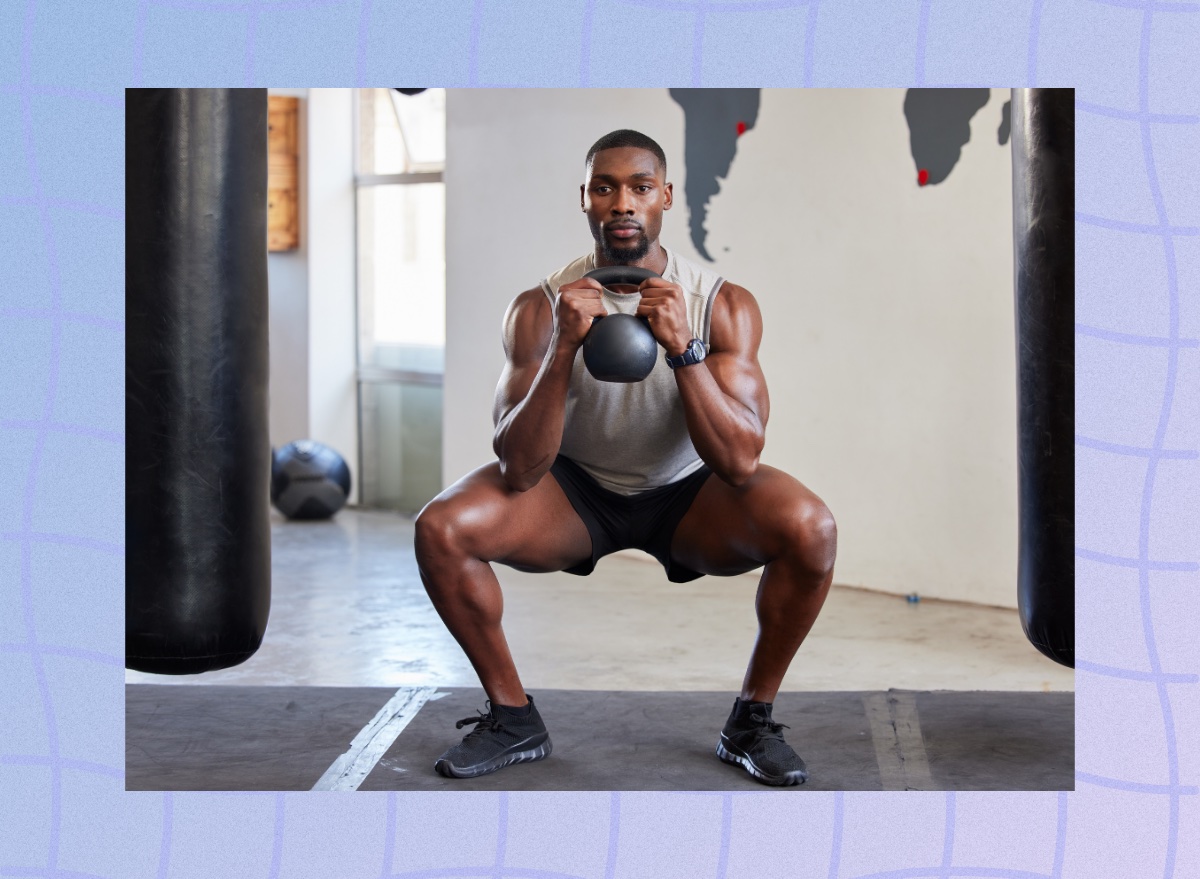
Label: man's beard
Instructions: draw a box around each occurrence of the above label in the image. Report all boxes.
[599,229,650,263]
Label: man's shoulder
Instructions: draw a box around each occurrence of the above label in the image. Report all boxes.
[501,286,554,360]
[708,280,762,351]
[505,286,553,323]
[542,252,594,293]
[712,280,760,317]
[716,279,755,301]
[663,246,726,297]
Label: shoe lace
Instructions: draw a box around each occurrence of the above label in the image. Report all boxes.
[749,712,789,740]
[455,709,505,738]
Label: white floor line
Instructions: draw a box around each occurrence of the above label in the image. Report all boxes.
[863,691,934,791]
[889,690,934,788]
[312,687,438,791]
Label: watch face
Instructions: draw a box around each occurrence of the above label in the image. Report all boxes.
[668,339,704,367]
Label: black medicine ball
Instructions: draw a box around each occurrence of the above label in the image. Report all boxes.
[271,440,352,520]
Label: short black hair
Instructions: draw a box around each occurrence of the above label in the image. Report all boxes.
[585,129,667,177]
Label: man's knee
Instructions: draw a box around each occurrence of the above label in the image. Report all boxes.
[776,496,837,576]
[414,498,471,569]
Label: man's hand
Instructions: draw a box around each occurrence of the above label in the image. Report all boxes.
[635,277,692,357]
[553,277,608,351]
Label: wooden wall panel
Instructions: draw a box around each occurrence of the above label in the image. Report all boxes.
[267,96,299,251]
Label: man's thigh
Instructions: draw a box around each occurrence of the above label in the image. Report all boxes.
[426,462,592,573]
[668,464,824,577]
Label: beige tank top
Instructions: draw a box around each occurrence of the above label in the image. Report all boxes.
[540,246,724,495]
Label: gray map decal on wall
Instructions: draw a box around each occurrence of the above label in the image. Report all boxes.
[903,88,992,187]
[668,88,761,261]
[666,89,1010,261]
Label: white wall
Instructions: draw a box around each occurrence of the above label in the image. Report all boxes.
[306,88,359,504]
[445,88,1017,607]
[267,88,310,450]
[266,87,359,504]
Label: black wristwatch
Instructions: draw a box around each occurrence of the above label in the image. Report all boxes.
[666,338,706,369]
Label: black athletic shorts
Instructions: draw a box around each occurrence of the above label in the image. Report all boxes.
[548,454,713,583]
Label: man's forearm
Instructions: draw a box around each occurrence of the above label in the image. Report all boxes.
[673,365,764,485]
[493,343,578,491]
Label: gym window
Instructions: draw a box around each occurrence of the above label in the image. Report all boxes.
[354,87,446,513]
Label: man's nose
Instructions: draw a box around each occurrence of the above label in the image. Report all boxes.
[611,187,634,214]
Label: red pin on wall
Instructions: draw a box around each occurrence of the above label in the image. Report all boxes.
[918,168,930,186]
[736,121,747,136]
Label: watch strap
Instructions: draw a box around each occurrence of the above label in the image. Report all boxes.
[666,338,705,369]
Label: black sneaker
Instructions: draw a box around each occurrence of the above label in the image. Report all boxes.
[716,698,808,786]
[434,695,552,779]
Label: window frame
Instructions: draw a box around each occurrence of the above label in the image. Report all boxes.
[352,87,447,509]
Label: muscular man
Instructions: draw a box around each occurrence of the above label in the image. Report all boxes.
[415,129,837,787]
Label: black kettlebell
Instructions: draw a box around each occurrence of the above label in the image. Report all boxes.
[581,266,660,383]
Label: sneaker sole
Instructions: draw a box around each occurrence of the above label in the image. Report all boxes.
[434,733,552,779]
[716,737,808,787]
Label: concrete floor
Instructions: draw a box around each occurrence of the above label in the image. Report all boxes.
[125,508,1075,694]
[127,686,1074,791]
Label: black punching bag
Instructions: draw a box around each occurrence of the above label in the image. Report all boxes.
[126,89,272,674]
[1011,88,1074,668]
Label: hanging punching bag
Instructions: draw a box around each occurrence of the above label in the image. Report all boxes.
[1011,88,1074,668]
[126,89,272,674]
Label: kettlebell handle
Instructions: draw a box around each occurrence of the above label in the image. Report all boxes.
[583,266,659,328]
[584,266,660,289]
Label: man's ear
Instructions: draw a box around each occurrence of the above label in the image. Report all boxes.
[663,181,673,210]
[580,183,586,212]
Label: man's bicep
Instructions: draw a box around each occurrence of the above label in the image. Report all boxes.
[492,289,553,427]
[705,350,769,427]
[707,284,770,425]
[492,359,541,427]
